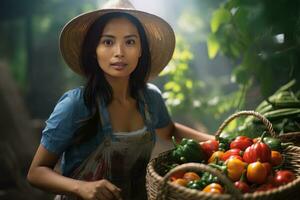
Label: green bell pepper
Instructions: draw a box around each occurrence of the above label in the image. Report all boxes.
[171,136,205,163]
[262,137,293,151]
[186,171,219,190]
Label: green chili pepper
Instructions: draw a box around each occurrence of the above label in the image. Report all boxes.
[187,180,204,190]
[201,172,219,185]
[262,137,282,151]
[187,171,219,190]
[208,163,227,174]
[171,136,205,163]
[218,142,229,152]
[262,137,293,151]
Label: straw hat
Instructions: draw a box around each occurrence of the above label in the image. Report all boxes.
[60,0,175,79]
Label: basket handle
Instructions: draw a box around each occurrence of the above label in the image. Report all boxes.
[215,110,276,138]
[157,163,242,200]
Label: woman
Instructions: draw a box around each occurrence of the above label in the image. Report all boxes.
[27,0,214,200]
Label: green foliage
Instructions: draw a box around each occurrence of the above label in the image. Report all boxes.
[208,0,300,97]
[160,35,250,129]
[160,35,204,116]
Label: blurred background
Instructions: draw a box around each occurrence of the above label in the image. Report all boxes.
[1,0,299,199]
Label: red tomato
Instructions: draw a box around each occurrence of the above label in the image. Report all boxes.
[230,136,253,151]
[170,170,185,181]
[200,139,219,158]
[182,172,200,182]
[171,178,188,186]
[262,162,272,175]
[227,155,243,161]
[234,181,251,193]
[273,170,295,186]
[243,142,271,163]
[221,149,242,161]
[270,151,283,166]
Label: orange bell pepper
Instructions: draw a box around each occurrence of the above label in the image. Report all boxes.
[202,183,224,194]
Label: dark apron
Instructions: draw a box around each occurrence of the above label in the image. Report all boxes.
[55,93,155,200]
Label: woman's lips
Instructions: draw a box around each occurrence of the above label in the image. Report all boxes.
[110,62,127,70]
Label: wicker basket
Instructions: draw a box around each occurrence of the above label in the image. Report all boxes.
[277,131,300,146]
[146,110,300,200]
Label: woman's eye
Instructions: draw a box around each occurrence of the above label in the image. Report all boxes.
[126,39,135,45]
[102,39,113,46]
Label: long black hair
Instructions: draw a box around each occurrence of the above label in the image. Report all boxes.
[72,12,151,144]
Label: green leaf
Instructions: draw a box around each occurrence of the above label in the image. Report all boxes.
[185,80,193,89]
[231,65,249,85]
[211,8,231,33]
[207,34,220,59]
[164,81,181,92]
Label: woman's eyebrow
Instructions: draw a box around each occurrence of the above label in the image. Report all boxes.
[124,34,138,38]
[101,34,138,38]
[101,34,115,38]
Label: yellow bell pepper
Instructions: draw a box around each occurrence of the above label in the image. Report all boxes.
[226,157,247,181]
[208,151,225,163]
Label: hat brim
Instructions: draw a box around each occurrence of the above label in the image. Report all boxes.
[60,8,175,79]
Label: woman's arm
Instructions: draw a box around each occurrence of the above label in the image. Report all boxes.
[27,145,122,200]
[156,122,214,142]
[27,145,81,195]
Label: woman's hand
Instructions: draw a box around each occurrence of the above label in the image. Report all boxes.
[77,179,122,200]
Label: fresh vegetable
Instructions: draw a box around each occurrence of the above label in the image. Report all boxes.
[221,149,243,161]
[234,172,251,193]
[227,155,243,161]
[226,157,247,181]
[270,151,283,166]
[208,151,225,163]
[171,136,205,163]
[260,137,293,151]
[210,157,247,182]
[201,171,219,185]
[202,183,224,194]
[216,133,232,151]
[170,170,185,181]
[186,171,219,190]
[244,80,300,135]
[183,172,201,182]
[260,137,283,151]
[243,132,271,163]
[230,136,253,151]
[200,139,219,159]
[172,178,188,186]
[187,179,204,190]
[262,162,272,175]
[273,170,295,186]
[247,161,267,184]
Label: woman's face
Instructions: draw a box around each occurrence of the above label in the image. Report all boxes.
[96,17,142,80]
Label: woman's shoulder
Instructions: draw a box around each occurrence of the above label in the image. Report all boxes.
[51,86,87,118]
[58,86,85,106]
[145,83,163,96]
[143,83,165,105]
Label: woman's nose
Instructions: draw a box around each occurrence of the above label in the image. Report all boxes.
[114,43,124,57]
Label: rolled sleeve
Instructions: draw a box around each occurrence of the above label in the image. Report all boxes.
[146,83,172,129]
[41,91,79,155]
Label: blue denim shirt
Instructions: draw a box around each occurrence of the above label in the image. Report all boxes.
[41,83,171,176]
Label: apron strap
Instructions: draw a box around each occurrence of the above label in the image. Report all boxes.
[96,96,114,139]
[138,90,156,142]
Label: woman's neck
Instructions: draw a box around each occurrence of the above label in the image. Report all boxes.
[105,76,131,103]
